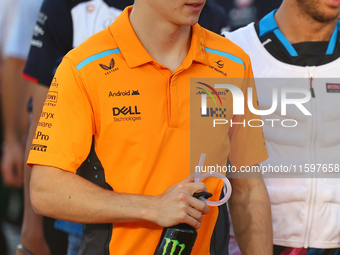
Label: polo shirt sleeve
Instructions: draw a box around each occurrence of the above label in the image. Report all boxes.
[27,57,94,173]
[228,56,268,169]
[23,0,73,86]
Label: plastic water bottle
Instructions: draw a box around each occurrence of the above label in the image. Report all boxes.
[154,191,212,255]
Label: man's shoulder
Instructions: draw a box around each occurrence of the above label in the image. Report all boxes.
[201,26,251,63]
[65,27,118,68]
[222,23,255,45]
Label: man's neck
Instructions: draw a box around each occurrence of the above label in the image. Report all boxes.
[275,1,338,44]
[129,6,191,73]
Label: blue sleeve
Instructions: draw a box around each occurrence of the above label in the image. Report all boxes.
[54,220,83,236]
[23,0,73,87]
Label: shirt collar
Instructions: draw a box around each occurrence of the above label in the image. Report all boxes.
[109,6,209,69]
[185,23,209,67]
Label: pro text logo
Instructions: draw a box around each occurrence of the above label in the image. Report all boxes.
[34,131,50,141]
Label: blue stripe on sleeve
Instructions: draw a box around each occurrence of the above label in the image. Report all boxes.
[205,48,245,70]
[76,48,121,70]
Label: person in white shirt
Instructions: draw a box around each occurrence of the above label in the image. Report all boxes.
[224,0,340,254]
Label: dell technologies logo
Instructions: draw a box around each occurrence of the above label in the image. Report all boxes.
[112,106,141,116]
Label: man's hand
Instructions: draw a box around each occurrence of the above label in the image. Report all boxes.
[16,237,50,255]
[150,177,209,229]
[1,140,24,187]
[18,234,51,255]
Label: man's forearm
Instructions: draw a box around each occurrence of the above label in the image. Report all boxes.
[228,177,273,255]
[20,83,51,255]
[31,165,156,224]
[30,165,208,228]
[0,57,32,187]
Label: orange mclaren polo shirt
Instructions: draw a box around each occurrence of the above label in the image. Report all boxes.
[28,6,268,255]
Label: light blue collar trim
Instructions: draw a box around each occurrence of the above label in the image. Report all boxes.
[259,10,278,37]
[326,20,340,55]
[259,10,340,57]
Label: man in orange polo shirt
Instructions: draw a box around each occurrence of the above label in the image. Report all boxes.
[28,1,272,254]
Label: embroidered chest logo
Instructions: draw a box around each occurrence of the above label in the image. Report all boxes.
[215,60,224,68]
[209,60,227,76]
[99,58,119,75]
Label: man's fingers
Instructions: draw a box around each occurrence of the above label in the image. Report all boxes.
[177,193,209,215]
[1,164,24,187]
[188,196,209,214]
[183,213,201,229]
[181,175,195,183]
[177,203,203,228]
[178,181,207,195]
[187,206,203,223]
[189,182,207,196]
[176,181,209,215]
[155,177,210,229]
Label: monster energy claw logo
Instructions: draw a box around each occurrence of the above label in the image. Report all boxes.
[162,238,186,255]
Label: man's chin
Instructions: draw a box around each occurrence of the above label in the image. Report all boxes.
[312,11,340,22]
